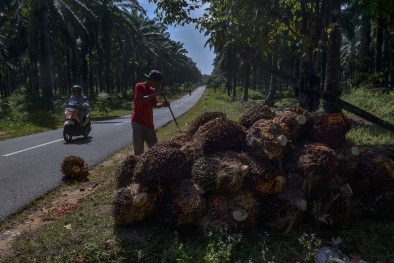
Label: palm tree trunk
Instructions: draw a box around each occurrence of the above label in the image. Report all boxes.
[374,15,385,85]
[232,46,237,97]
[358,8,371,73]
[226,44,232,96]
[242,62,251,101]
[37,0,53,104]
[0,67,3,98]
[67,52,72,93]
[391,39,394,90]
[322,0,341,113]
[383,33,390,88]
[295,59,300,96]
[88,36,95,96]
[102,9,112,94]
[264,52,278,106]
[252,66,257,91]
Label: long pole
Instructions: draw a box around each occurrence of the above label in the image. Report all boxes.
[163,93,182,133]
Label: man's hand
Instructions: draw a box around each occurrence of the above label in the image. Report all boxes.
[161,101,170,107]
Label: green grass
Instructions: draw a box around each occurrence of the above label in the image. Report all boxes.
[2,87,394,262]
[341,87,394,145]
[0,88,194,141]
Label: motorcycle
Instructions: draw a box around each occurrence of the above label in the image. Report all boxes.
[63,103,92,142]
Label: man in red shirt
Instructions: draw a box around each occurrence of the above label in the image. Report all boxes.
[132,70,170,155]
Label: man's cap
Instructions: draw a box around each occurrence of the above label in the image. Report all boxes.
[144,70,163,81]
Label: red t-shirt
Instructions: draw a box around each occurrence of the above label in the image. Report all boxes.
[132,82,158,129]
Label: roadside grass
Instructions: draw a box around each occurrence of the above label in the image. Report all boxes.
[2,88,394,262]
[341,88,394,145]
[0,89,194,141]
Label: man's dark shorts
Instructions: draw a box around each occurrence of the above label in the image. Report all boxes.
[132,121,157,155]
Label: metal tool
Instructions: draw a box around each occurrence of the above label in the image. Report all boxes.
[162,93,183,134]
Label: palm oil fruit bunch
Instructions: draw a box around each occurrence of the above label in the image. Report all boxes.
[335,142,361,179]
[259,174,307,233]
[157,135,192,149]
[307,183,361,228]
[243,157,286,197]
[190,151,249,194]
[116,155,139,188]
[245,119,288,159]
[238,104,276,129]
[155,179,206,228]
[186,111,227,136]
[274,110,307,142]
[112,183,158,226]
[283,107,310,117]
[354,150,394,192]
[201,190,259,233]
[60,155,89,180]
[296,143,338,188]
[191,117,246,154]
[309,113,352,149]
[133,145,188,188]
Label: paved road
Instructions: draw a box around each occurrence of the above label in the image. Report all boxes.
[0,86,205,222]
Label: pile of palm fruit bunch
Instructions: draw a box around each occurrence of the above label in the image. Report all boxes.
[112,106,394,234]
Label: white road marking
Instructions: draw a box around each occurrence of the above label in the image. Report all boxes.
[165,110,169,112]
[153,113,158,115]
[3,139,64,157]
[115,121,131,126]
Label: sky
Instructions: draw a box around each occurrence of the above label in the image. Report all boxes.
[138,0,215,75]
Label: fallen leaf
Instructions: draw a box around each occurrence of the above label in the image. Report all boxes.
[318,214,330,224]
[64,224,72,230]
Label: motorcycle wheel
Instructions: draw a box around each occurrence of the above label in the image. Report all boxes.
[63,126,73,142]
[83,122,91,138]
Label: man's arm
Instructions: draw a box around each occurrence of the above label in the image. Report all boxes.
[137,92,162,104]
[153,101,170,108]
[82,96,89,108]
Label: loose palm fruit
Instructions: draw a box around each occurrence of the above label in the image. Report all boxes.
[61,155,89,180]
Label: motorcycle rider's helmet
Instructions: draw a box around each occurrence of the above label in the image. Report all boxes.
[72,85,82,93]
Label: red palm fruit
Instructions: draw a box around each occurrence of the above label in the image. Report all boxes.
[238,104,276,129]
[186,111,227,136]
[201,190,259,233]
[112,183,158,226]
[190,151,250,194]
[115,155,139,188]
[245,119,288,159]
[60,155,89,180]
[155,179,206,228]
[309,113,352,149]
[296,143,338,189]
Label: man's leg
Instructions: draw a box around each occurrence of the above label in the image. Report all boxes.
[132,122,145,155]
[145,128,158,149]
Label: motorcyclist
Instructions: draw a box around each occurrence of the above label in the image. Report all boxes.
[69,85,89,128]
